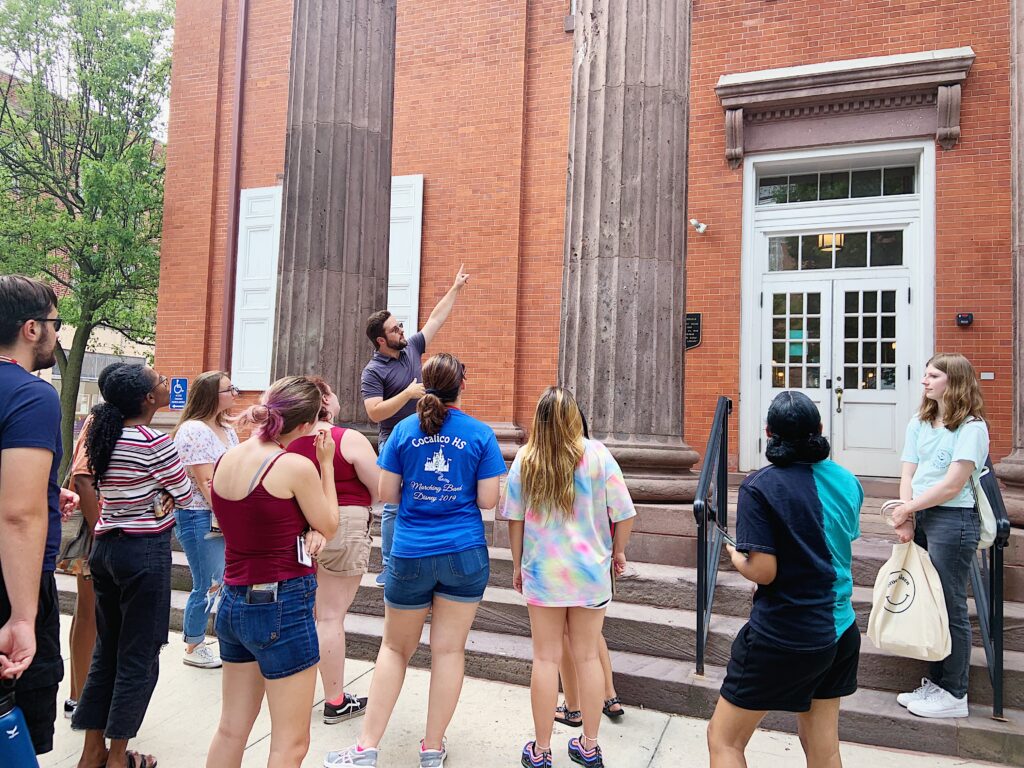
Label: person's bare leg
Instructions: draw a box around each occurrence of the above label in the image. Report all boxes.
[205,661,265,768]
[422,597,481,750]
[69,574,97,701]
[315,570,362,703]
[796,698,843,768]
[357,605,430,748]
[597,635,622,714]
[264,665,318,768]
[558,632,582,722]
[706,696,767,768]
[528,606,568,752]
[75,729,107,767]
[565,608,607,749]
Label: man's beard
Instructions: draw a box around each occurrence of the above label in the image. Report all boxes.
[32,331,57,371]
[386,337,408,351]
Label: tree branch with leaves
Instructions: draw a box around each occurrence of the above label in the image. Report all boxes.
[0,0,172,473]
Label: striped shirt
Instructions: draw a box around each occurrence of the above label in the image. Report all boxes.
[94,425,194,536]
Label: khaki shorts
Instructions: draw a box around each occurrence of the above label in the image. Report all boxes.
[317,505,372,577]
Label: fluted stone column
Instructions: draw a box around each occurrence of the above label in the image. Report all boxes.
[273,0,396,426]
[995,0,1024,527]
[559,0,698,501]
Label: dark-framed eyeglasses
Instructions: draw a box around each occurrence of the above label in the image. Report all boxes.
[151,375,169,393]
[22,317,63,332]
[386,322,404,335]
[220,385,241,396]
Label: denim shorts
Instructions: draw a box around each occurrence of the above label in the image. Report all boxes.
[384,545,490,609]
[215,574,319,679]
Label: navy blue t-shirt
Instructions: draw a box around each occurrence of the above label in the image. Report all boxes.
[736,459,862,651]
[0,362,63,571]
[379,408,506,558]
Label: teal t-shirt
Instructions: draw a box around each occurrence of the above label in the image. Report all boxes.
[901,417,989,508]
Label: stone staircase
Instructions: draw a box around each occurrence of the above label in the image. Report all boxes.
[55,494,1024,764]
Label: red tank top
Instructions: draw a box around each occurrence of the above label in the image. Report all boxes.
[211,453,316,586]
[287,426,372,507]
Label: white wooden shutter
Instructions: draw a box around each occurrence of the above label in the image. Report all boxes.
[230,186,283,390]
[388,175,424,330]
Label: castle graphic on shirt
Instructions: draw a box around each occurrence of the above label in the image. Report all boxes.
[424,446,450,474]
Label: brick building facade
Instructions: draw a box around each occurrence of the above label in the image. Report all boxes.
[155,0,1017,489]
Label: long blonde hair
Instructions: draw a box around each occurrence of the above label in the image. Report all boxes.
[520,387,585,519]
[172,370,231,437]
[918,353,986,431]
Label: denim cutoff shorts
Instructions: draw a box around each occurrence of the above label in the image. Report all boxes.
[215,573,319,679]
[384,545,490,610]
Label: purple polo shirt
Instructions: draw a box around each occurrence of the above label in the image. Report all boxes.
[360,331,426,443]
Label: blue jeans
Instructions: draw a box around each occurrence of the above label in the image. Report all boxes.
[384,545,490,609]
[174,509,226,645]
[381,503,397,568]
[913,505,979,699]
[216,574,319,679]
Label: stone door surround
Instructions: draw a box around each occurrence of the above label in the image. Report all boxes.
[715,48,975,167]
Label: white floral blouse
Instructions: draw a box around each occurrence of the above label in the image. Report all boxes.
[174,420,238,511]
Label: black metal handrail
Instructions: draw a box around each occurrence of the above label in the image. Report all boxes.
[693,396,732,676]
[970,457,1012,721]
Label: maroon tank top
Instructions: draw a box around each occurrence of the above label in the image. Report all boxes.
[211,453,315,586]
[288,426,372,507]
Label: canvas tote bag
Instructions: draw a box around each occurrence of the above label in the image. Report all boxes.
[970,466,997,550]
[867,541,951,662]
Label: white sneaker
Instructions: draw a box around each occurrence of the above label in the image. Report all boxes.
[419,738,447,768]
[896,677,940,708]
[183,643,222,669]
[907,686,969,718]
[324,745,378,766]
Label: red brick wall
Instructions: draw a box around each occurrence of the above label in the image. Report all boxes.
[156,0,572,432]
[686,0,1013,466]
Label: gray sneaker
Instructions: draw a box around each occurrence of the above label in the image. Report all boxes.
[324,745,378,767]
[419,738,447,768]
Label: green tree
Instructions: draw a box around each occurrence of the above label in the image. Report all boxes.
[0,0,172,473]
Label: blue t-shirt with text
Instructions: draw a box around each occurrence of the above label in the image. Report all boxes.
[379,408,506,559]
[0,362,63,571]
[736,459,862,651]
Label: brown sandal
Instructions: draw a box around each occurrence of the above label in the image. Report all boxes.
[123,751,158,768]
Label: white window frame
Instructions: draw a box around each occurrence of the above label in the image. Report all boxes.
[738,140,936,470]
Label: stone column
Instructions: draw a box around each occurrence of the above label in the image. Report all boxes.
[995,0,1024,527]
[559,0,698,501]
[272,0,397,426]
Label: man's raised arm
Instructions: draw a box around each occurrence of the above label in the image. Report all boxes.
[420,264,470,345]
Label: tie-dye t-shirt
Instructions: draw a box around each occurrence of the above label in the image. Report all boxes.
[501,439,636,607]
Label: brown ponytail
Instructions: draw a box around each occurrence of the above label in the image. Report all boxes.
[417,353,464,436]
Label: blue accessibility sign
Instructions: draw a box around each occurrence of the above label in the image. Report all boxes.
[169,377,188,410]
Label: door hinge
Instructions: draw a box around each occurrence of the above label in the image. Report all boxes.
[759,363,762,380]
[758,437,762,454]
[908,287,912,303]
[908,364,911,380]
[759,292,763,308]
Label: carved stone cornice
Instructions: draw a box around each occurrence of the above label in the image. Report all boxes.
[716,47,975,167]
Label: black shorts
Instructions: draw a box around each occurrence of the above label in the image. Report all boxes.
[720,621,859,713]
[0,569,64,754]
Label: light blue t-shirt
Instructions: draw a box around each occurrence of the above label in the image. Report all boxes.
[901,417,989,508]
[379,408,506,558]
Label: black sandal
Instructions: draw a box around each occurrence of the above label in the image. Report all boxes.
[554,703,583,726]
[603,696,625,720]
[124,751,158,768]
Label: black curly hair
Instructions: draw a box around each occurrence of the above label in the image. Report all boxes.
[764,390,831,467]
[86,364,157,483]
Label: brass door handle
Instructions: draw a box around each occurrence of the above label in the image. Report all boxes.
[835,386,844,414]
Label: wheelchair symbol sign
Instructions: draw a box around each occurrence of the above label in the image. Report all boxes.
[169,377,188,410]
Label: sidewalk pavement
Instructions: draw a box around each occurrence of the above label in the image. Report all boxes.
[39,616,997,768]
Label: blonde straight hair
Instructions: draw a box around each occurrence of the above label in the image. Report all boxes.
[918,352,987,431]
[520,387,585,519]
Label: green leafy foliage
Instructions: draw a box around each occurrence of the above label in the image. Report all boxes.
[0,0,173,468]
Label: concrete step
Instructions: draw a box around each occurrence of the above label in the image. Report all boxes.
[66,568,1024,712]
[166,541,1024,655]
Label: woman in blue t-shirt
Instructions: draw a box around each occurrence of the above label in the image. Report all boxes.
[707,391,863,768]
[889,353,989,719]
[325,353,506,768]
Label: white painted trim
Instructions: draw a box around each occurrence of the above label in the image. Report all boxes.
[718,47,974,88]
[739,140,936,471]
[388,174,424,331]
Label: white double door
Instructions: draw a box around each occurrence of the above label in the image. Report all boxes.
[760,276,911,476]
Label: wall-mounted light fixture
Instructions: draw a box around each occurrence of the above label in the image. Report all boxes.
[818,232,845,252]
[689,218,708,234]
